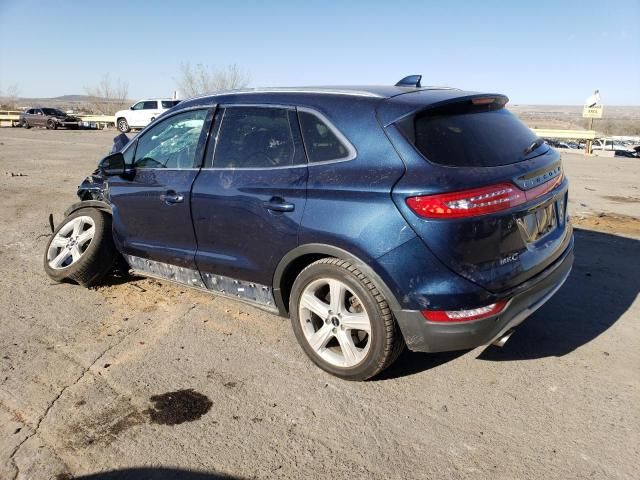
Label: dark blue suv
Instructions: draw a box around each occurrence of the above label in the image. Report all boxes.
[44,76,574,380]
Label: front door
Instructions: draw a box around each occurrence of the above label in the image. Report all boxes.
[33,108,46,127]
[108,107,213,268]
[128,101,148,127]
[191,105,308,287]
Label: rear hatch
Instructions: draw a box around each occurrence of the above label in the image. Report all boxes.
[385,94,572,293]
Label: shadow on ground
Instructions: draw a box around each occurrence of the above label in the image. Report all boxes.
[380,228,639,379]
[71,468,241,479]
[479,228,638,361]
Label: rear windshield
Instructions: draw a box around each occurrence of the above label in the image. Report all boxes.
[402,107,542,167]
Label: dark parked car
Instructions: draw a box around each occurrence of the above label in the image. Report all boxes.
[44,76,574,380]
[20,107,81,129]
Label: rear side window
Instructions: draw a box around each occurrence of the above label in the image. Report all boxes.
[161,100,180,109]
[142,101,158,109]
[403,107,540,167]
[212,106,301,168]
[298,111,352,162]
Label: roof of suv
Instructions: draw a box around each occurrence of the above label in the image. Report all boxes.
[187,85,459,100]
[176,85,505,127]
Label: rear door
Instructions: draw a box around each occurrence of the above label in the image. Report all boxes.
[108,107,213,268]
[146,100,163,123]
[191,105,307,286]
[387,97,571,292]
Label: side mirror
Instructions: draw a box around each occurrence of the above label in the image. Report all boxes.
[99,152,126,177]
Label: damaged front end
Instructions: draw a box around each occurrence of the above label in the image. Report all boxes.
[77,172,108,201]
[76,133,130,202]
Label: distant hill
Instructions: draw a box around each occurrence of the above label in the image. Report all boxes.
[509,105,640,136]
[13,94,132,105]
[50,94,108,102]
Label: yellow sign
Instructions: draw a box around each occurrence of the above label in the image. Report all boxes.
[583,105,603,118]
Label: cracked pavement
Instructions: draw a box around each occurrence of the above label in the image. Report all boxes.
[0,128,638,479]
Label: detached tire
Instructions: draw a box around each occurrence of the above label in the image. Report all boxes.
[44,208,117,287]
[290,258,404,381]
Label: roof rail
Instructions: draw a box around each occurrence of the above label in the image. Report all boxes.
[395,75,422,88]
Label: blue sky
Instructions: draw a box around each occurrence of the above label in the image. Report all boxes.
[1,0,639,105]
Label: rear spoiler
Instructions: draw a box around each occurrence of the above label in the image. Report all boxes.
[377,92,510,127]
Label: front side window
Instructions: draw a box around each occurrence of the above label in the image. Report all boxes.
[131,102,145,110]
[142,101,158,110]
[42,108,64,116]
[133,109,207,169]
[212,106,298,168]
[298,111,352,162]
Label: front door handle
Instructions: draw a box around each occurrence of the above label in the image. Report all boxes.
[162,191,184,204]
[263,197,295,213]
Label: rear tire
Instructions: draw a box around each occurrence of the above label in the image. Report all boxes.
[44,208,117,287]
[290,258,404,381]
[117,118,130,133]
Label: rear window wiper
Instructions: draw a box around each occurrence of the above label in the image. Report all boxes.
[523,138,545,156]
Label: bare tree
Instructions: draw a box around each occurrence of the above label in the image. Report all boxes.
[177,63,250,97]
[84,74,129,114]
[0,83,21,110]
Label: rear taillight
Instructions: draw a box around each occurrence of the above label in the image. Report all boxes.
[422,300,508,323]
[406,174,564,220]
[406,183,526,219]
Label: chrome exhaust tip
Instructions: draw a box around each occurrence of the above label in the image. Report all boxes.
[492,329,515,348]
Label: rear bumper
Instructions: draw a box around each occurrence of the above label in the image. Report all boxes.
[394,237,574,353]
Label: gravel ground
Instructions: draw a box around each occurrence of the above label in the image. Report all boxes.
[0,128,638,480]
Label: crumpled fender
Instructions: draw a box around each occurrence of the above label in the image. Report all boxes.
[63,200,111,218]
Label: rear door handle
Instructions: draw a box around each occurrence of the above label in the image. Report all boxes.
[263,197,295,213]
[162,191,184,204]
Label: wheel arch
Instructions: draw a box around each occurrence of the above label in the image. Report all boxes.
[273,243,402,316]
[63,200,112,218]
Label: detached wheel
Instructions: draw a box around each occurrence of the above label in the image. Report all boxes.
[44,208,117,287]
[21,119,30,129]
[117,118,130,133]
[290,258,404,381]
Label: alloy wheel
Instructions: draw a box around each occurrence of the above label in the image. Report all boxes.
[46,216,95,270]
[298,278,372,368]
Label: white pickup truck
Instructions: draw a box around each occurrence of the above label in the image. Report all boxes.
[115,99,180,132]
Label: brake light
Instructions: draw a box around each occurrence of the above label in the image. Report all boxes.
[422,300,508,323]
[406,183,526,219]
[471,97,496,105]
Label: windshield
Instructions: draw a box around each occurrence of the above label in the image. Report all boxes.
[405,107,543,167]
[42,108,66,116]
